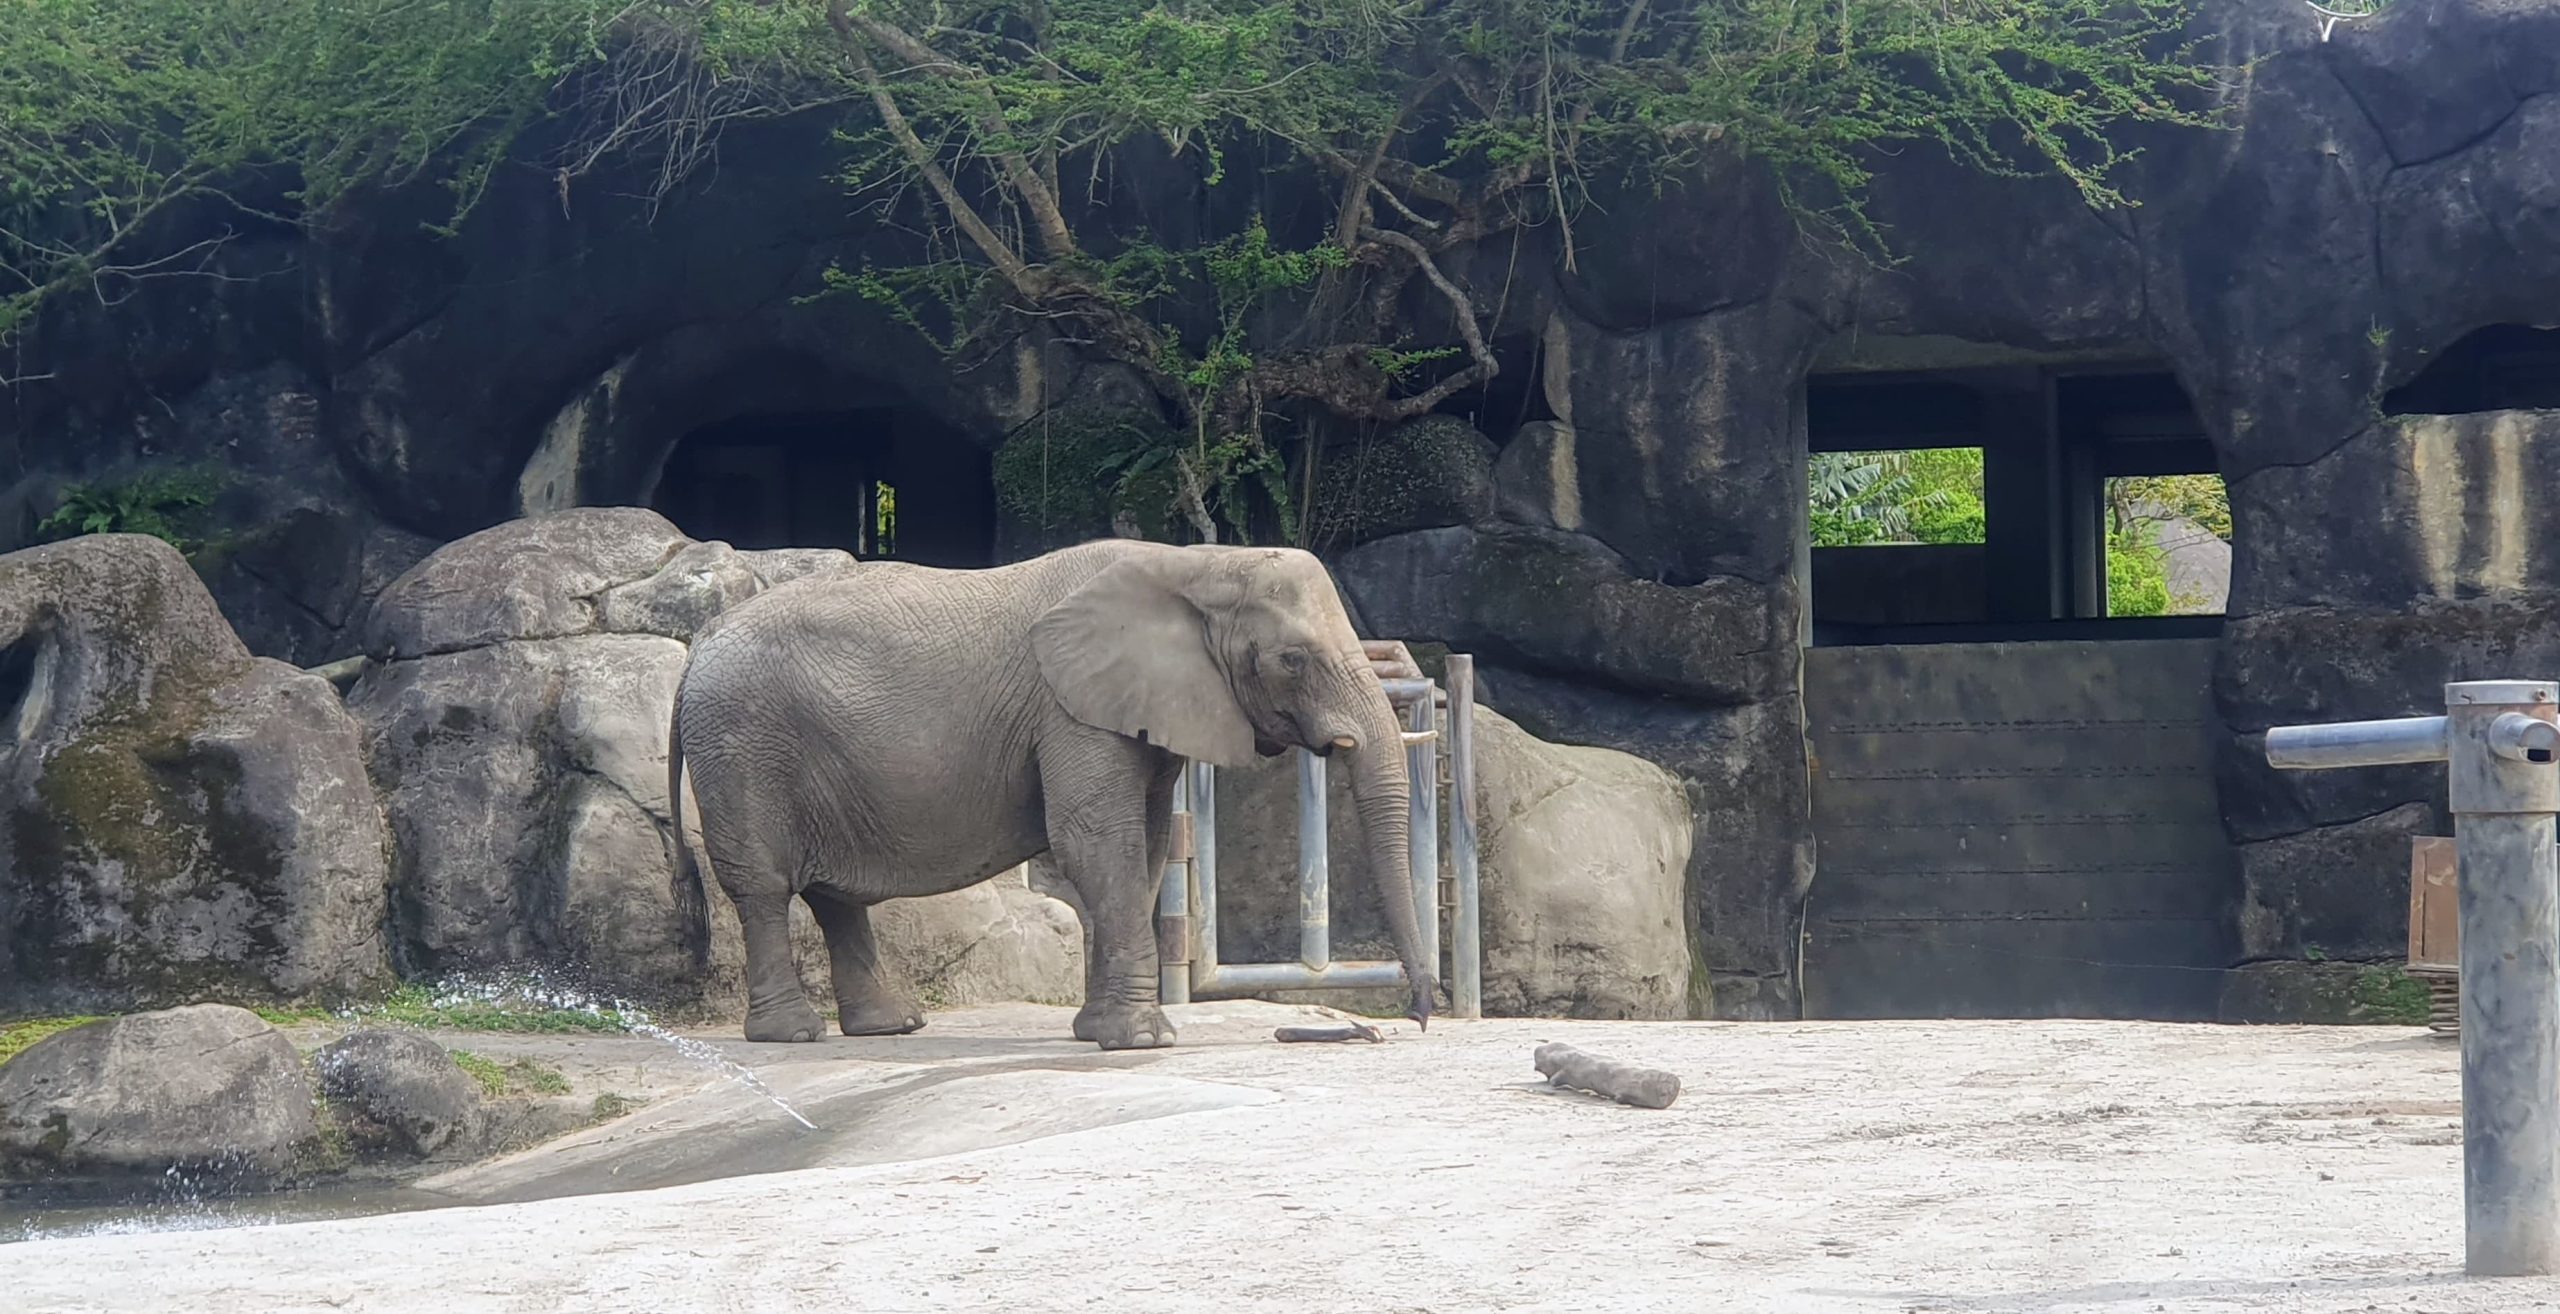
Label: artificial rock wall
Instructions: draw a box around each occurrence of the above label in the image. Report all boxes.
[0,1,2555,1016]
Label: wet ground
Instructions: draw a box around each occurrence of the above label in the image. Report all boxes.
[3,1002,2553,1313]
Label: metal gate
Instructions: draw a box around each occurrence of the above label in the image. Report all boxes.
[1801,639,2239,1019]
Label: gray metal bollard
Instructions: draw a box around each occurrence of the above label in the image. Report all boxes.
[2267,680,2560,1277]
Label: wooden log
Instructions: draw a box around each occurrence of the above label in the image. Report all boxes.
[1274,1023,1385,1044]
[1532,1042,1681,1109]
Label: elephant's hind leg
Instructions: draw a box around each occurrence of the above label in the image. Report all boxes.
[732,890,826,1043]
[803,887,925,1037]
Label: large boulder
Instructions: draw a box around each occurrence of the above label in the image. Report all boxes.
[1205,705,1692,1019]
[874,864,1084,1009]
[349,508,848,1007]
[0,535,391,1014]
[313,1030,487,1160]
[1304,415,1499,551]
[0,1005,318,1184]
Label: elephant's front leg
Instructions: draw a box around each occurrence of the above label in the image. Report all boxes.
[1046,742,1181,1051]
[803,886,925,1037]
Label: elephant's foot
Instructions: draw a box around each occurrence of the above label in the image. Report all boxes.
[742,998,826,1044]
[1089,1005,1177,1051]
[838,996,926,1037]
[1072,1002,1102,1043]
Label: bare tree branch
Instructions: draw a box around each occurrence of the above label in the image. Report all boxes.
[847,14,1079,261]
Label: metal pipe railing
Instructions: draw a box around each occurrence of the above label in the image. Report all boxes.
[1172,645,1482,1017]
[2268,680,2560,1277]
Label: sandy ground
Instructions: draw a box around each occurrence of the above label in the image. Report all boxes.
[5,1002,2558,1314]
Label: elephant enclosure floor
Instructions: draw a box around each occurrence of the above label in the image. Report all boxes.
[4,1003,2551,1314]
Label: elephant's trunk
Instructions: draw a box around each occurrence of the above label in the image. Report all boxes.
[1336,674,1436,1029]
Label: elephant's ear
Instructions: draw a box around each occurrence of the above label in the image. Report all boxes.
[1031,548,1257,767]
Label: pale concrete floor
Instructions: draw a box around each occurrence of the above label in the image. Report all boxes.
[6,1002,2558,1314]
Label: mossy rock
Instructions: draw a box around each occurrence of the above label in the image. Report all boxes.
[991,408,1183,551]
[1305,415,1498,551]
[2216,960,2434,1025]
[0,535,392,1015]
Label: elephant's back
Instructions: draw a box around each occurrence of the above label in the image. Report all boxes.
[678,559,1053,877]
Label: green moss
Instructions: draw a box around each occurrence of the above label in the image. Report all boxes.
[0,1015,104,1066]
[451,1049,571,1096]
[589,1092,643,1122]
[295,1096,358,1177]
[2350,965,2434,1026]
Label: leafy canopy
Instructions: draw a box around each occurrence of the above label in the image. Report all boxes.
[2,0,2224,539]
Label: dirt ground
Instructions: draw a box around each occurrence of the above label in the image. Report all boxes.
[5,1001,2557,1314]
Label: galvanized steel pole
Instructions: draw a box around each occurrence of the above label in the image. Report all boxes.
[1406,686,1442,987]
[1448,654,1483,1019]
[2267,680,2560,1277]
[2446,681,2560,1277]
[1297,747,1331,971]
[1188,761,1220,995]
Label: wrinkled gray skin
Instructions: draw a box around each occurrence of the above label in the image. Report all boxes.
[669,539,1435,1050]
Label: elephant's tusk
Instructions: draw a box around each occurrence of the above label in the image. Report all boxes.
[1329,734,1358,751]
[1399,730,1436,746]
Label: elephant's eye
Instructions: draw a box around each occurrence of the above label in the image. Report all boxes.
[1278,649,1308,675]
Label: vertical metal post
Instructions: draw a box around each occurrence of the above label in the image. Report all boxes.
[2446,680,2560,1276]
[1188,760,1219,993]
[1406,686,1441,988]
[1448,655,1483,1019]
[1297,748,1331,970]
[1157,766,1193,1006]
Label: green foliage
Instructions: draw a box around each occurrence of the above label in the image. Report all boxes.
[1808,448,1985,547]
[2104,473,2229,617]
[2104,523,2172,617]
[449,1049,511,1097]
[992,408,1180,542]
[34,468,227,554]
[365,984,627,1035]
[0,1015,103,1067]
[4,0,2224,543]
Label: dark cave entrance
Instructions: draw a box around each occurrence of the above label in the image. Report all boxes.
[651,409,995,567]
[2384,324,2560,416]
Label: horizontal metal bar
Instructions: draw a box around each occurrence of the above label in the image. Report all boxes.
[2266,715,2450,770]
[1190,961,1407,998]
[1379,677,1433,702]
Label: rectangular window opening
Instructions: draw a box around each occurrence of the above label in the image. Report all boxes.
[2100,473,2229,618]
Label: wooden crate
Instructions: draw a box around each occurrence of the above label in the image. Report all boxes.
[2410,837,2461,1035]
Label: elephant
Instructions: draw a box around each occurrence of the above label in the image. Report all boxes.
[666,538,1435,1050]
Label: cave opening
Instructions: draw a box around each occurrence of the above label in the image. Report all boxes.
[2383,324,2560,416]
[650,408,995,568]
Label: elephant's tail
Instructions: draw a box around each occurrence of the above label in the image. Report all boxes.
[667,683,698,894]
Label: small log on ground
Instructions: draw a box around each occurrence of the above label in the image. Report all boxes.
[1533,1042,1681,1109]
[1274,1023,1385,1044]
